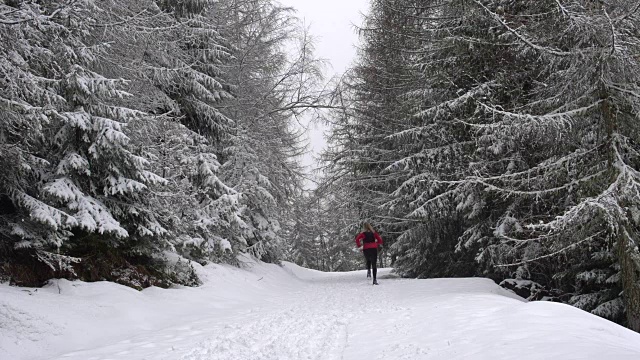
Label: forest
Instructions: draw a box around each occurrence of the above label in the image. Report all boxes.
[1,0,639,332]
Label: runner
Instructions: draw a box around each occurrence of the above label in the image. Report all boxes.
[354,223,383,285]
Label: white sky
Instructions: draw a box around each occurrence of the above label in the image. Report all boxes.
[278,0,370,184]
[279,0,369,74]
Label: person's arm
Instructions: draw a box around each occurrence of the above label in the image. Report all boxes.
[355,233,364,248]
[374,232,383,246]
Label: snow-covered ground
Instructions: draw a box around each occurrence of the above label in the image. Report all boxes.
[2,257,640,360]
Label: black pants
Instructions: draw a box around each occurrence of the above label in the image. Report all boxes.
[363,248,378,280]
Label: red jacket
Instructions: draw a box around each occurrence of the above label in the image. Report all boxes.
[355,231,383,250]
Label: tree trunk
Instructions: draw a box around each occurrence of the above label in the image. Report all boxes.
[617,228,640,332]
[602,83,640,332]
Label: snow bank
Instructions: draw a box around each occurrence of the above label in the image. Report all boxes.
[344,277,639,360]
[1,257,639,360]
[0,255,299,360]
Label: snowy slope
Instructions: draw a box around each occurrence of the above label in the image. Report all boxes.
[1,256,640,360]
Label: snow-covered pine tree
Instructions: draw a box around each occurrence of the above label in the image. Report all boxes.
[0,0,169,286]
[282,192,319,269]
[283,187,362,272]
[373,0,640,330]
[378,0,523,279]
[0,2,78,274]
[161,4,246,261]
[42,0,172,267]
[148,0,234,140]
[1,0,330,286]
[212,0,323,262]
[128,116,241,267]
[325,0,640,331]
[111,0,246,262]
[461,0,640,331]
[322,0,443,274]
[316,182,366,272]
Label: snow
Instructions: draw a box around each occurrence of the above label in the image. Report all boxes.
[1,257,640,360]
[42,178,129,238]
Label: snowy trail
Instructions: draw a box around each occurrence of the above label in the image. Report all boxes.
[54,270,394,360]
[3,260,640,360]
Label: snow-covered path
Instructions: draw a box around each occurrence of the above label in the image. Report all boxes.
[53,268,397,360]
[2,259,640,360]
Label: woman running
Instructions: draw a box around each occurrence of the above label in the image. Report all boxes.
[355,223,383,285]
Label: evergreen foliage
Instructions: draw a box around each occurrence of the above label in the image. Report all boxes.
[285,186,362,272]
[3,0,640,334]
[0,0,320,287]
[322,0,640,331]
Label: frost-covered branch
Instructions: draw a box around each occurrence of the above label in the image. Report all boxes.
[497,231,605,267]
[472,0,574,57]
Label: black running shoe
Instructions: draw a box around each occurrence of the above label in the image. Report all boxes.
[373,280,379,285]
[367,270,371,278]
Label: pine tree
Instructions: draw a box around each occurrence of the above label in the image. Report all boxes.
[212,0,323,262]
[326,0,640,331]
[284,189,361,272]
[1,2,73,253]
[95,0,245,262]
[0,1,173,287]
[403,0,640,331]
[283,192,319,268]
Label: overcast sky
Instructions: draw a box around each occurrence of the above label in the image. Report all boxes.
[279,0,369,74]
[277,0,369,183]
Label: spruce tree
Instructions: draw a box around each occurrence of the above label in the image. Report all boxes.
[1,2,73,252]
[213,0,322,262]
[326,0,640,330]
